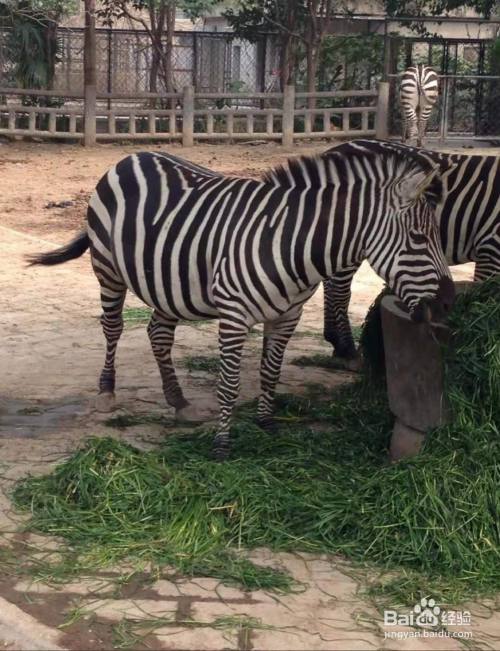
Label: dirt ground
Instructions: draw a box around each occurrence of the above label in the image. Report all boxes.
[0,139,497,651]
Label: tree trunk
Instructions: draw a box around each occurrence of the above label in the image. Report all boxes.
[149,48,160,93]
[164,1,176,107]
[83,0,96,146]
[280,35,295,89]
[45,19,58,91]
[306,44,319,109]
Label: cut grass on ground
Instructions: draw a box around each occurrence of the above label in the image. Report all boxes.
[291,353,354,370]
[183,355,220,374]
[10,277,500,610]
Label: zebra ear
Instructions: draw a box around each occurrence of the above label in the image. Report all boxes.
[398,163,440,204]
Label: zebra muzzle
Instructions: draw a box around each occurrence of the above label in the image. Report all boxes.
[410,277,456,324]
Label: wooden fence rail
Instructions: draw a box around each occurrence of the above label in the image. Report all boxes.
[0,83,388,144]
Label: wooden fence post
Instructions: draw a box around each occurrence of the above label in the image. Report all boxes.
[182,85,194,147]
[83,0,96,146]
[375,81,390,140]
[282,84,295,147]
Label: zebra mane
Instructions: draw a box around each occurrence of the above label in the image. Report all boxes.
[262,148,443,205]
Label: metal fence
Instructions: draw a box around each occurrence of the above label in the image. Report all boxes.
[0,27,385,96]
[0,85,379,143]
[0,27,275,95]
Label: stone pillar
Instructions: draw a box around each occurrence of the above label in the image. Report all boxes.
[380,295,452,461]
[182,85,194,148]
[375,81,390,140]
[282,84,295,148]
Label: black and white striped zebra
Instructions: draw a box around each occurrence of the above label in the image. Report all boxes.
[323,139,500,362]
[400,64,439,147]
[28,147,454,459]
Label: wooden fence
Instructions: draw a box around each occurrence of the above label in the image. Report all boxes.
[0,83,390,145]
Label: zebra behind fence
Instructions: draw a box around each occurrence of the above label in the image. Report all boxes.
[28,147,454,459]
[323,139,500,362]
[400,64,439,147]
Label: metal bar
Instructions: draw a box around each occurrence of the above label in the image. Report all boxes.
[192,32,198,88]
[439,76,449,143]
[296,90,378,98]
[0,87,83,98]
[196,92,282,99]
[387,74,500,80]
[107,28,112,110]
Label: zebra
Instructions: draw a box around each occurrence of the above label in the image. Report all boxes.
[28,147,455,460]
[323,139,500,363]
[400,64,439,147]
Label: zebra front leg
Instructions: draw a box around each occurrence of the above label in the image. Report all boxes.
[147,311,190,415]
[323,268,359,362]
[257,307,302,431]
[474,255,499,281]
[213,315,249,461]
[96,286,126,412]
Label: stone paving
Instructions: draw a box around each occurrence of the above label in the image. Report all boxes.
[3,548,496,651]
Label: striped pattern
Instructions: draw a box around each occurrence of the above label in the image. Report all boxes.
[30,147,453,459]
[323,139,500,359]
[400,65,439,147]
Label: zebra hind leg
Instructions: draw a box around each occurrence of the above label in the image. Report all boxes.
[213,315,249,461]
[401,119,407,143]
[257,307,302,431]
[417,118,425,147]
[323,273,359,363]
[95,284,126,412]
[147,310,190,415]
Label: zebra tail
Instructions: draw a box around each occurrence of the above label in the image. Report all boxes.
[26,230,89,266]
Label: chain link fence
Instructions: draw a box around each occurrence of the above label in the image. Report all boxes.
[0,27,385,96]
[0,27,273,96]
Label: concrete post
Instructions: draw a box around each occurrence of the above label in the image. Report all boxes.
[282,84,295,148]
[83,0,96,146]
[182,85,194,147]
[375,81,390,140]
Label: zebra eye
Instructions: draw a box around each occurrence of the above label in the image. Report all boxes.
[411,232,428,244]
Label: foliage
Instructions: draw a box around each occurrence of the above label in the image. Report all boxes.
[225,0,338,92]
[316,34,384,90]
[0,0,75,89]
[11,277,500,607]
[384,0,498,18]
[97,0,217,93]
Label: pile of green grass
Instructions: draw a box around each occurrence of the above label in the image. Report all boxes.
[11,277,500,606]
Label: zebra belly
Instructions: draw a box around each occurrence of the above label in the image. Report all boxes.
[111,233,220,321]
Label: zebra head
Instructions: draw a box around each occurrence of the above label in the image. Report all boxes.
[363,152,454,323]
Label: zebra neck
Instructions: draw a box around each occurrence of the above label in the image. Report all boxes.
[285,184,366,287]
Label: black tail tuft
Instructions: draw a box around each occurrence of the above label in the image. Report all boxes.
[26,231,89,266]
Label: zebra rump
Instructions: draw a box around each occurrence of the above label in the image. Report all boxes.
[400,64,439,146]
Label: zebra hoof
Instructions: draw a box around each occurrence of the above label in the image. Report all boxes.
[95,391,116,413]
[212,435,230,462]
[175,403,205,424]
[344,355,363,372]
[256,417,278,433]
[331,353,363,372]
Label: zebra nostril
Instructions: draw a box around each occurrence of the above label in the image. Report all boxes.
[437,277,456,310]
